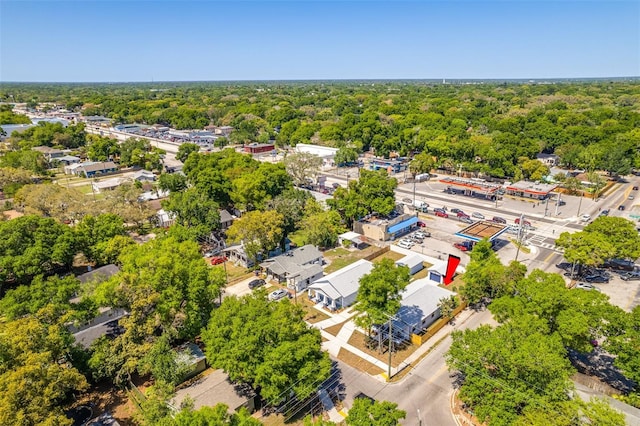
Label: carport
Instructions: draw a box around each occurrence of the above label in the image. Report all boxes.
[454,221,509,245]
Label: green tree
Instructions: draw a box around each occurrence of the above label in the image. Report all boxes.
[0,149,47,174]
[202,293,331,404]
[354,258,410,334]
[0,317,89,426]
[334,146,359,166]
[586,171,607,199]
[225,210,284,265]
[176,143,200,163]
[267,189,313,235]
[460,240,525,304]
[86,134,120,161]
[303,209,345,249]
[345,398,406,426]
[137,335,190,386]
[409,152,435,177]
[446,320,575,426]
[75,213,126,263]
[0,215,77,285]
[284,151,323,186]
[438,295,458,322]
[158,172,189,193]
[583,216,640,260]
[555,231,616,267]
[0,274,86,322]
[161,187,221,237]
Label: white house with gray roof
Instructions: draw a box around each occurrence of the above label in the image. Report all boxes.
[307,259,374,310]
[260,244,323,292]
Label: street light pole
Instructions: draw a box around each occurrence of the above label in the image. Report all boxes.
[577,192,583,217]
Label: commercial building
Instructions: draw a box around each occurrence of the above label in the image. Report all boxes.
[505,180,558,200]
[244,142,275,154]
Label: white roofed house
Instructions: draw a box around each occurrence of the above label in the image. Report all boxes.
[132,169,156,182]
[260,245,324,292]
[391,279,457,339]
[307,259,374,311]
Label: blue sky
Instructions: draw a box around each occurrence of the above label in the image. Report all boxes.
[1,1,638,82]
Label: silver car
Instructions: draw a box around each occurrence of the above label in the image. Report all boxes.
[471,212,485,219]
[269,289,290,301]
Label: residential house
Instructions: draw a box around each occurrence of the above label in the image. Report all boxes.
[260,245,324,292]
[219,209,235,230]
[175,343,208,382]
[223,241,290,268]
[54,155,81,166]
[307,259,374,310]
[157,209,176,228]
[74,161,118,178]
[132,169,156,182]
[536,153,560,167]
[32,146,66,162]
[69,264,126,348]
[172,369,257,415]
[392,279,457,338]
[77,264,120,284]
[92,177,126,193]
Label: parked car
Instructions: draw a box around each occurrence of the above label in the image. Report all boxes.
[492,216,507,224]
[210,256,228,265]
[456,211,469,218]
[633,186,639,190]
[471,212,485,219]
[268,289,290,301]
[397,240,414,249]
[580,214,591,222]
[514,218,532,227]
[417,221,426,228]
[459,216,474,224]
[584,275,609,283]
[620,270,640,281]
[603,258,636,271]
[402,198,412,205]
[453,241,474,251]
[599,209,610,216]
[618,205,626,211]
[434,210,449,218]
[575,282,600,291]
[203,250,216,257]
[248,279,265,289]
[556,262,573,271]
[410,236,423,244]
[451,208,463,214]
[414,231,430,239]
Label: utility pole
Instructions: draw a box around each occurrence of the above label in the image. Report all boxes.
[514,213,524,262]
[388,317,393,380]
[413,178,417,206]
[555,192,561,216]
[577,192,583,217]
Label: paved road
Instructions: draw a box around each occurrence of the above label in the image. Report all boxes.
[333,309,495,426]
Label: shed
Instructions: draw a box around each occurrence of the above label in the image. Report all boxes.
[175,343,207,382]
[338,231,367,249]
[395,253,424,275]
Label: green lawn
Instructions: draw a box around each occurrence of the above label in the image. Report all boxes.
[323,246,380,274]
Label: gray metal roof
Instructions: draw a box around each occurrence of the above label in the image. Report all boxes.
[261,245,322,276]
[397,279,456,328]
[77,264,120,284]
[308,259,373,300]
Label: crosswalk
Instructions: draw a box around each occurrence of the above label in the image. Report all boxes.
[525,234,565,253]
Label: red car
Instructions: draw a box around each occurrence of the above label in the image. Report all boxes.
[434,210,449,218]
[417,221,426,227]
[453,243,469,251]
[211,256,228,265]
[514,218,532,227]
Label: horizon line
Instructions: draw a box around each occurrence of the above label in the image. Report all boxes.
[1,76,639,85]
